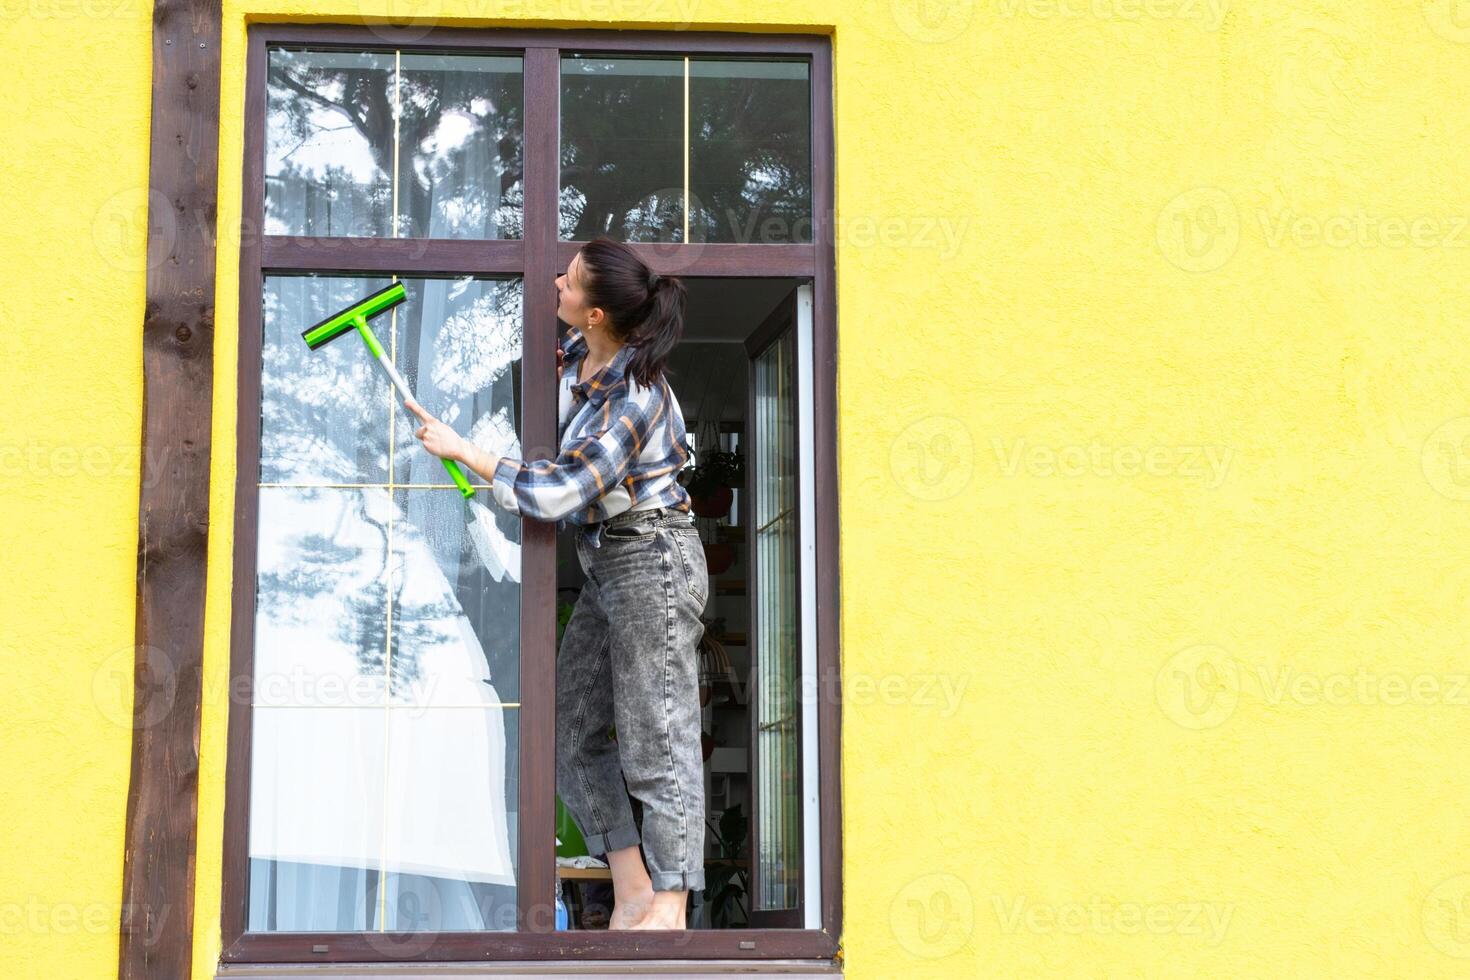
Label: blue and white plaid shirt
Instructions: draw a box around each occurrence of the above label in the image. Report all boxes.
[490,326,694,548]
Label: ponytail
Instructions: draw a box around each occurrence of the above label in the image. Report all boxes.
[577,235,687,389]
[625,273,687,389]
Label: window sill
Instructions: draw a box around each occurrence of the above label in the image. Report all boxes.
[215,960,841,979]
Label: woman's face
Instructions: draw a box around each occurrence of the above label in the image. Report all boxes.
[555,251,604,334]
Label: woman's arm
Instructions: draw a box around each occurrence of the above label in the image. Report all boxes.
[422,341,572,482]
[454,441,503,483]
[483,390,665,521]
[405,387,666,522]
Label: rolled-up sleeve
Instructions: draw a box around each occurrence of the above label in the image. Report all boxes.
[489,385,664,522]
[490,456,525,514]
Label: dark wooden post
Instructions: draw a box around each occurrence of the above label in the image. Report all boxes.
[119,2,222,977]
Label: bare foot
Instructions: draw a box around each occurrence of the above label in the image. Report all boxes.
[608,885,656,930]
[626,890,688,930]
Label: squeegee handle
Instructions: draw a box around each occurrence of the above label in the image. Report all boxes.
[439,455,477,498]
[353,315,477,500]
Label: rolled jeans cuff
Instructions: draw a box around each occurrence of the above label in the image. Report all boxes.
[580,821,641,857]
[649,868,706,893]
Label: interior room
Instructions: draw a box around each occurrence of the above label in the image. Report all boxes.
[554,275,808,930]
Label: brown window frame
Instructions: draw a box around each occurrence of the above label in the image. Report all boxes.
[222,22,840,967]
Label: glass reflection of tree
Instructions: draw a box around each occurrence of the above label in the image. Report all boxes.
[340,536,459,700]
[392,279,523,481]
[266,54,394,236]
[688,67,810,243]
[267,53,524,239]
[255,531,361,629]
[561,61,810,243]
[561,62,683,241]
[261,283,388,482]
[254,496,460,690]
[396,59,524,239]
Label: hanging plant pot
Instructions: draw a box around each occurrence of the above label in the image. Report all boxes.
[691,485,733,518]
[681,448,743,520]
[703,541,735,575]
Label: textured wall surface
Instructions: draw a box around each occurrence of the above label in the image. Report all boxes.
[7,2,1470,978]
[0,4,158,980]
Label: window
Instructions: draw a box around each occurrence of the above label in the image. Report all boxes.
[265,49,524,239]
[225,24,838,967]
[250,273,524,933]
[559,54,811,243]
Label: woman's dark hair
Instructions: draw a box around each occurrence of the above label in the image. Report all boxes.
[577,234,686,388]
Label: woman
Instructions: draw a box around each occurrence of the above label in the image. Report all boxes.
[404,235,709,931]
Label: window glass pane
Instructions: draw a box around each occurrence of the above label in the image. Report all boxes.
[248,485,394,933]
[260,275,523,488]
[252,486,395,709]
[381,485,521,926]
[266,49,395,238]
[389,278,523,490]
[249,703,386,930]
[388,485,522,708]
[752,329,801,911]
[396,53,524,239]
[381,706,519,930]
[560,55,685,241]
[689,59,811,244]
[261,274,396,485]
[266,48,524,239]
[248,276,524,934]
[247,486,522,932]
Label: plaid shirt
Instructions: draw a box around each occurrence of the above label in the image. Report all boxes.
[490,326,693,548]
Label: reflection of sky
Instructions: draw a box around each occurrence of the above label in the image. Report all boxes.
[250,485,517,887]
[410,105,475,169]
[254,487,393,707]
[267,91,383,184]
[254,486,512,708]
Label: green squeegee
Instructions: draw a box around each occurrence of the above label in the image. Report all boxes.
[301,282,476,499]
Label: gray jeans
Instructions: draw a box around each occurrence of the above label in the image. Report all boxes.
[557,505,710,893]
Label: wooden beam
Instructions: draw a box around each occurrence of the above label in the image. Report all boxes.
[517,44,561,934]
[120,2,222,978]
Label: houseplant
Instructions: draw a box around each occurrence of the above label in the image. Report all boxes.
[680,449,744,520]
[701,804,750,928]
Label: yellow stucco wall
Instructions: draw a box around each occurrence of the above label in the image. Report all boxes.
[0,5,157,980]
[8,1,1470,977]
